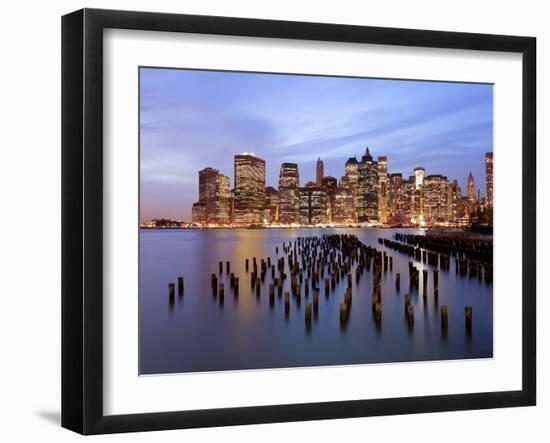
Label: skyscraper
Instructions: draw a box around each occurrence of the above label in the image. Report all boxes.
[198,167,219,221]
[234,153,266,225]
[357,147,378,223]
[316,157,324,186]
[299,182,328,225]
[467,172,475,202]
[212,174,231,224]
[264,186,279,223]
[321,176,338,222]
[377,156,388,223]
[485,152,493,207]
[414,167,425,190]
[422,174,451,224]
[278,162,300,224]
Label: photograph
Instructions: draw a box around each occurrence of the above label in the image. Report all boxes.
[138,67,494,375]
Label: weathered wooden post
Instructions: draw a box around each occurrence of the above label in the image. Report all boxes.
[344,288,352,307]
[396,273,400,292]
[305,303,312,324]
[340,303,349,323]
[406,304,414,325]
[234,277,239,296]
[218,283,224,301]
[226,261,230,273]
[284,292,290,312]
[168,283,175,300]
[245,258,249,271]
[177,277,184,295]
[465,306,473,331]
[219,261,223,274]
[373,302,382,323]
[229,273,235,288]
[325,278,330,297]
[211,273,218,294]
[313,292,319,315]
[440,305,448,329]
[256,278,261,297]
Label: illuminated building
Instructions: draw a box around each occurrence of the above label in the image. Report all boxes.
[332,186,355,223]
[467,172,475,202]
[191,202,207,224]
[387,173,403,224]
[299,183,329,224]
[234,153,266,225]
[377,156,388,223]
[321,176,338,221]
[278,162,300,223]
[414,167,425,190]
[486,152,493,207]
[422,174,451,224]
[264,186,279,223]
[212,174,231,224]
[357,147,378,223]
[198,167,219,221]
[316,158,324,185]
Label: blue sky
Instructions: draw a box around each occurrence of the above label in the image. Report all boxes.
[140,68,493,222]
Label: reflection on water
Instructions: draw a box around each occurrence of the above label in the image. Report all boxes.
[139,228,493,374]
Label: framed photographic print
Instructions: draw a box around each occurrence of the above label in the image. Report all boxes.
[62,8,536,434]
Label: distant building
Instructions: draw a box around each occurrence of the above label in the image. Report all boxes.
[467,171,475,202]
[316,158,324,186]
[198,167,220,222]
[321,176,338,222]
[332,186,355,224]
[486,152,493,207]
[192,202,207,224]
[194,167,230,225]
[264,186,279,223]
[234,153,266,225]
[299,185,328,225]
[357,147,378,223]
[414,167,425,190]
[377,156,388,223]
[422,174,451,224]
[278,162,300,224]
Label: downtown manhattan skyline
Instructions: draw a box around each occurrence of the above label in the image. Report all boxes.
[140,67,493,222]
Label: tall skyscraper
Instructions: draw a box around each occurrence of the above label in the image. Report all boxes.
[377,156,388,223]
[321,176,338,222]
[299,183,328,225]
[414,167,425,190]
[422,175,451,224]
[198,167,219,221]
[278,162,300,224]
[485,152,493,207]
[316,157,324,185]
[467,172,475,202]
[357,147,378,223]
[212,174,231,224]
[234,153,266,225]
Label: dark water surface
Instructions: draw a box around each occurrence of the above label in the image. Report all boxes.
[139,228,493,374]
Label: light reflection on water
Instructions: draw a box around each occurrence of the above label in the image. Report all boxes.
[139,228,493,374]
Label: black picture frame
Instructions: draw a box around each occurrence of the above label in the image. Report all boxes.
[62,8,536,435]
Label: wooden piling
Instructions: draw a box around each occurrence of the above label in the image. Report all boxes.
[396,273,400,292]
[465,306,473,331]
[177,277,184,294]
[440,305,448,329]
[340,303,349,322]
[168,283,175,299]
[373,302,382,323]
[305,303,312,324]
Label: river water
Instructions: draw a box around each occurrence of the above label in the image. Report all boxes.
[139,228,493,374]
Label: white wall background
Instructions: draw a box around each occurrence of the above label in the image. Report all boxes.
[0,0,546,441]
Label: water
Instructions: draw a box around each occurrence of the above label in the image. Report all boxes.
[139,228,493,375]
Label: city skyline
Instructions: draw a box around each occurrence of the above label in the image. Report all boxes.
[140,68,493,222]
[187,147,492,228]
